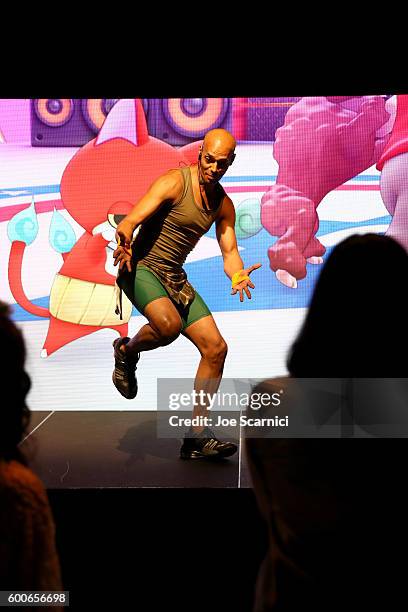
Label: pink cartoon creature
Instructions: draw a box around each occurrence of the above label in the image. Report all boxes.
[7,99,201,356]
[377,95,408,250]
[261,96,395,287]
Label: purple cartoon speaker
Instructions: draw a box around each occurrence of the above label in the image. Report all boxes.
[143,98,232,145]
[31,99,119,146]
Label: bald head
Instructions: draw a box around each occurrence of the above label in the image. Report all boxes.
[203,128,236,155]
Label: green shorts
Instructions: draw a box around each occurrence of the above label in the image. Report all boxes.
[119,265,211,330]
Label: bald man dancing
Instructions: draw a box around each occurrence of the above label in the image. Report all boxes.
[112,129,261,459]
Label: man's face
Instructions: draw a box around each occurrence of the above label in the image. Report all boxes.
[199,144,235,185]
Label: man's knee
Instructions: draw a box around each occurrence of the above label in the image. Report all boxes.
[154,317,182,346]
[203,338,228,366]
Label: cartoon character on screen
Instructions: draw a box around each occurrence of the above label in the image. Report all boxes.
[375,95,408,250]
[7,99,202,357]
[237,95,399,288]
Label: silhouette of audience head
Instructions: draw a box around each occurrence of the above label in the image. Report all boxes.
[0,301,31,464]
[246,234,408,612]
[287,234,408,376]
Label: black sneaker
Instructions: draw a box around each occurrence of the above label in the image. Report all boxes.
[112,337,139,399]
[180,427,238,460]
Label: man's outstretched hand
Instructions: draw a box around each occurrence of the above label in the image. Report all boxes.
[231,263,262,302]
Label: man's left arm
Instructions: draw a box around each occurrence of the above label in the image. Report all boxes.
[216,196,261,302]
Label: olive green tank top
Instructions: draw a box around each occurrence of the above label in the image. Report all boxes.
[118,165,224,308]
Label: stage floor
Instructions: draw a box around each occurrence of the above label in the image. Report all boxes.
[24,410,253,488]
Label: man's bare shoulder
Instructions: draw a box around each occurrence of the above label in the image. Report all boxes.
[166,168,185,181]
[151,168,184,200]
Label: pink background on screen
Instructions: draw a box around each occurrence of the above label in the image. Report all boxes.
[0,99,31,143]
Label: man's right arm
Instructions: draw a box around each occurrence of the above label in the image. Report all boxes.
[114,170,183,272]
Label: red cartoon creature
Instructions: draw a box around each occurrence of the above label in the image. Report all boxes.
[7,99,201,356]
